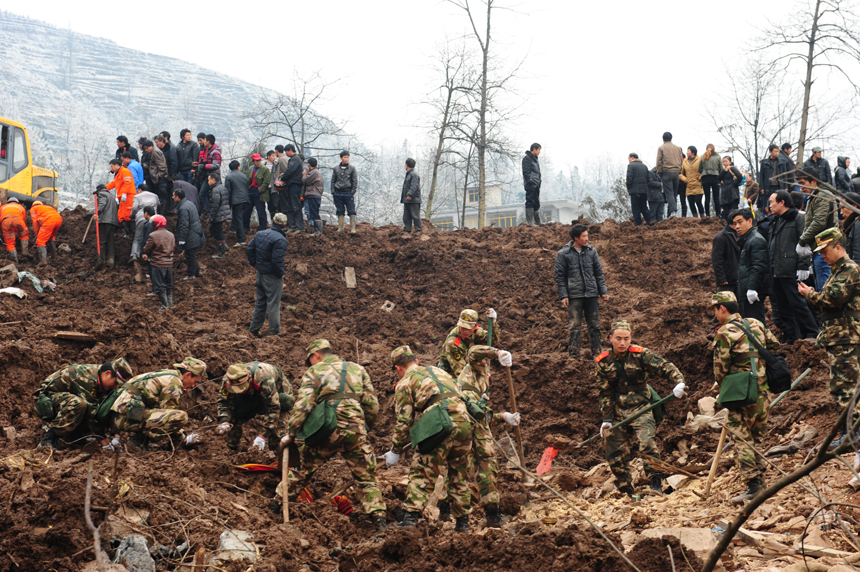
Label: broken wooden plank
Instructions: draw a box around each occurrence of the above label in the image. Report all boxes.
[717,520,857,558]
[344,267,356,289]
[54,331,96,342]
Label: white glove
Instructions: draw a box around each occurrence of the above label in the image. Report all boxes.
[179,241,186,246]
[102,443,115,452]
[252,436,266,451]
[746,289,759,304]
[673,382,687,399]
[184,433,201,445]
[110,437,121,448]
[854,452,860,472]
[600,422,612,438]
[797,270,810,281]
[501,412,521,426]
[382,450,401,466]
[121,193,127,202]
[497,350,512,368]
[487,308,497,320]
[796,244,813,257]
[215,422,233,435]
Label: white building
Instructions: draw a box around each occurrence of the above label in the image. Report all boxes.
[429,183,586,230]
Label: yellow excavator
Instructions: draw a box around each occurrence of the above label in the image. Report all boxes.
[0,117,59,208]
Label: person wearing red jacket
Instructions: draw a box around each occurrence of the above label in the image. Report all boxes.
[30,201,63,265]
[106,159,136,236]
[1,198,28,264]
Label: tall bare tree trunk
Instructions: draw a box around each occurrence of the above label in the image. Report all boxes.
[477,0,491,228]
[427,90,453,216]
[796,0,821,166]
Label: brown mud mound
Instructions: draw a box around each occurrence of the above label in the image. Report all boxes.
[0,209,838,570]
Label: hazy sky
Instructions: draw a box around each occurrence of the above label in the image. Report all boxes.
[2,0,848,174]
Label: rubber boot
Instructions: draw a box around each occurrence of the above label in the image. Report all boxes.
[106,256,115,268]
[8,249,17,264]
[437,500,451,522]
[533,210,542,225]
[731,477,764,505]
[158,292,169,311]
[167,292,174,308]
[525,208,535,226]
[454,516,470,532]
[484,505,507,528]
[48,241,58,258]
[132,260,144,283]
[127,432,147,452]
[312,221,323,237]
[36,246,47,266]
[650,473,664,494]
[95,255,104,271]
[398,511,420,528]
[337,215,345,232]
[212,242,227,259]
[38,428,57,449]
[349,215,357,234]
[372,513,388,532]
[20,239,29,258]
[618,485,636,499]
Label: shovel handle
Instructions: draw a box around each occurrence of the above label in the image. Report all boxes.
[505,366,526,466]
[704,425,728,496]
[282,446,289,523]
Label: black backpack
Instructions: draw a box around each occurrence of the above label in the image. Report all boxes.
[731,320,792,394]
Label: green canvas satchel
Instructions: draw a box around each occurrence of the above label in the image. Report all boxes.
[298,363,353,448]
[717,356,758,410]
[410,368,455,454]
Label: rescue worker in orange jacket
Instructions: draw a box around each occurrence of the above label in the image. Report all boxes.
[1,198,29,264]
[106,158,136,235]
[30,201,63,265]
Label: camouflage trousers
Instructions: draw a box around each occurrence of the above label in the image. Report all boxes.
[726,391,769,480]
[826,345,860,426]
[282,426,385,515]
[44,392,88,437]
[407,416,472,518]
[470,419,499,506]
[605,405,659,490]
[110,408,188,441]
[226,411,287,451]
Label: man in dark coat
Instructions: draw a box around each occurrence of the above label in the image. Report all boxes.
[156,135,179,183]
[173,188,206,280]
[276,144,304,233]
[712,221,740,293]
[732,208,771,324]
[554,224,609,358]
[401,158,422,233]
[94,184,119,269]
[225,160,250,246]
[172,180,199,213]
[802,146,833,186]
[626,153,651,226]
[768,190,818,343]
[835,157,853,193]
[522,143,542,226]
[758,144,793,211]
[116,136,139,162]
[246,213,289,337]
[176,129,200,184]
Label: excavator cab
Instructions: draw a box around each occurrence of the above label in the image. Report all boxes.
[0,117,59,208]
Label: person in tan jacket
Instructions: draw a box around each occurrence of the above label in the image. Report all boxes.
[302,158,325,237]
[656,132,684,219]
[680,146,704,218]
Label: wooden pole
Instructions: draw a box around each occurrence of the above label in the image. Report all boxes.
[82,214,94,244]
[505,366,526,466]
[704,425,728,496]
[282,446,289,523]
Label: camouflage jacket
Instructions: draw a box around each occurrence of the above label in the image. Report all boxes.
[596,346,684,422]
[457,345,503,424]
[288,355,378,437]
[111,369,184,414]
[713,314,780,389]
[34,364,110,408]
[392,364,469,453]
[437,324,501,377]
[217,362,292,432]
[805,256,860,346]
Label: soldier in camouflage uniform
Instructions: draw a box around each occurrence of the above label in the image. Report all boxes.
[596,320,686,498]
[437,308,501,376]
[109,357,207,451]
[383,345,473,532]
[33,358,134,449]
[280,340,387,531]
[710,291,780,504]
[215,362,294,452]
[799,227,860,450]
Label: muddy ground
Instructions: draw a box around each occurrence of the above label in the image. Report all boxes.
[0,207,843,571]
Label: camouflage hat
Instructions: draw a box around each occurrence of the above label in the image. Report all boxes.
[272,213,288,227]
[390,345,415,366]
[224,363,251,393]
[174,357,207,376]
[814,227,843,252]
[710,291,737,306]
[305,339,332,359]
[610,320,633,333]
[457,309,479,329]
[111,358,134,382]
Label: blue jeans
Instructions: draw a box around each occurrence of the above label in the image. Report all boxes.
[334,194,356,216]
[305,196,321,221]
[179,170,193,183]
[244,189,268,231]
[630,194,650,226]
[199,179,211,213]
[813,252,831,291]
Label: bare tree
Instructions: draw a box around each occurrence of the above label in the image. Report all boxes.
[601,177,633,222]
[758,0,860,163]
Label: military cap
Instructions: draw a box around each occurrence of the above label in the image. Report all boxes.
[306,339,332,358]
[390,345,415,366]
[223,363,251,393]
[710,291,737,306]
[457,309,479,329]
[610,320,633,333]
[111,357,134,381]
[814,227,842,252]
[272,213,288,227]
[811,146,823,153]
[174,357,207,376]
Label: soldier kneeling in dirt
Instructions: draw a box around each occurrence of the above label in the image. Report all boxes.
[215,362,294,452]
[33,358,134,450]
[102,357,207,452]
[596,320,686,498]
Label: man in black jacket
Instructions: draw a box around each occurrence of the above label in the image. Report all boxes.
[176,129,200,184]
[116,136,139,162]
[173,188,206,280]
[554,224,609,358]
[758,145,793,211]
[768,190,818,343]
[401,158,422,233]
[246,212,289,337]
[156,134,179,183]
[802,147,833,186]
[225,160,250,246]
[626,153,651,226]
[712,222,740,293]
[522,143,542,226]
[732,209,771,324]
[835,157,853,193]
[278,144,304,234]
[331,150,359,233]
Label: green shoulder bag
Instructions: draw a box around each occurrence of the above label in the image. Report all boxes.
[410,369,456,454]
[717,354,758,410]
[298,363,359,448]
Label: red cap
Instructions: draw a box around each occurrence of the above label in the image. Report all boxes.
[251,153,263,161]
[151,215,167,228]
